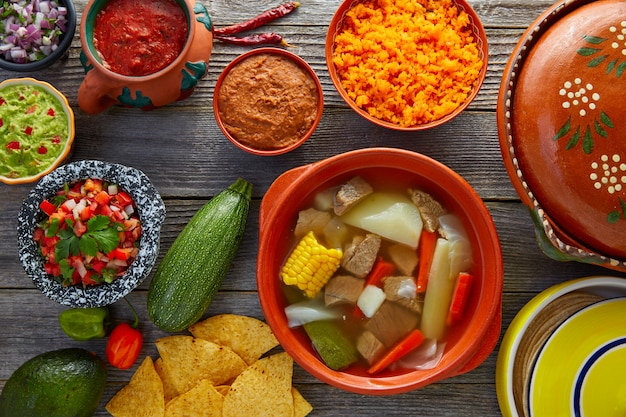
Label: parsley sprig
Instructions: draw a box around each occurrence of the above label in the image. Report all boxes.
[54,215,122,262]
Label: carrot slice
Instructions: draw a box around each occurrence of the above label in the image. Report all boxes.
[415,230,438,293]
[367,329,425,374]
[446,272,474,326]
[364,257,395,287]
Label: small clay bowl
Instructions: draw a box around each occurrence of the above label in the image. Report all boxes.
[213,47,324,156]
[498,0,626,271]
[0,78,75,185]
[496,276,626,417]
[257,148,503,395]
[17,160,166,308]
[0,0,77,72]
[326,0,488,131]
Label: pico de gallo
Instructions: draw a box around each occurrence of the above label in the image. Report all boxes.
[34,178,142,287]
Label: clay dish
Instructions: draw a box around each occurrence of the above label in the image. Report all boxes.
[498,0,626,271]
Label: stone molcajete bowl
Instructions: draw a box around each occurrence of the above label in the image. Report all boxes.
[17,160,166,307]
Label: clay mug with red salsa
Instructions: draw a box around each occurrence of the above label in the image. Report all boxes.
[78,0,213,114]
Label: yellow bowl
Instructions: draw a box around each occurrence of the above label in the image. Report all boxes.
[496,276,626,417]
[0,78,75,185]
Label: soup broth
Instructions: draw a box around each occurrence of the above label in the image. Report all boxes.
[280,175,475,374]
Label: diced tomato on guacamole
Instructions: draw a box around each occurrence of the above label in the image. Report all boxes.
[34,178,142,287]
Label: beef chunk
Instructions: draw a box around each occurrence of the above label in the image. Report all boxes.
[366,301,420,347]
[408,189,446,233]
[387,243,419,275]
[324,275,364,306]
[356,331,386,365]
[294,208,333,238]
[382,276,423,314]
[341,234,381,278]
[334,176,373,216]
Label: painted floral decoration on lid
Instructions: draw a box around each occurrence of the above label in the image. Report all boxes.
[499,0,626,270]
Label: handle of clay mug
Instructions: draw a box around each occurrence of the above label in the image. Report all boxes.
[78,67,120,115]
[259,163,315,232]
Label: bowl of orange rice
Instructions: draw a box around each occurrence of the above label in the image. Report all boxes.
[326,0,488,131]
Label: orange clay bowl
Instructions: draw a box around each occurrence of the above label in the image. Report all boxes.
[498,0,626,272]
[213,47,323,156]
[257,148,503,395]
[325,0,488,131]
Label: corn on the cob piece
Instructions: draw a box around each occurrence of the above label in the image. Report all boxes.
[281,231,343,298]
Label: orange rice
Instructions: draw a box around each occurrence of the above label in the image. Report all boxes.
[332,0,484,127]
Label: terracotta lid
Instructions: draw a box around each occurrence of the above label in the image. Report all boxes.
[498,0,626,269]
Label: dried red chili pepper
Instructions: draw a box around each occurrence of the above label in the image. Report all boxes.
[215,32,290,46]
[105,298,143,370]
[213,2,299,36]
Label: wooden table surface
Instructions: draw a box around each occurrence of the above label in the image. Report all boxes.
[2,0,624,415]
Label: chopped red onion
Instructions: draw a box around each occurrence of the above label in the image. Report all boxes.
[0,0,69,63]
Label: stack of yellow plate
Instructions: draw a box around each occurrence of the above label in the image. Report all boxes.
[496,276,626,417]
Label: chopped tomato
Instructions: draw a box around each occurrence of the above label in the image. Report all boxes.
[40,199,57,216]
[24,126,33,135]
[47,107,55,116]
[115,191,133,207]
[79,205,93,221]
[110,247,133,261]
[6,141,19,150]
[94,190,111,205]
[37,145,48,154]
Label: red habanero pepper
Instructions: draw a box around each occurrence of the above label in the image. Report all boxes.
[214,33,291,47]
[106,298,143,370]
[213,2,300,35]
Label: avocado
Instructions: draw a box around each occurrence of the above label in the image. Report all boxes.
[0,348,107,417]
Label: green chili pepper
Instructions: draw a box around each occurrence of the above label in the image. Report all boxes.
[58,307,109,341]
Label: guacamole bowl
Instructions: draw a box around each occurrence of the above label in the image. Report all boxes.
[0,78,75,185]
[17,160,166,308]
[257,148,503,395]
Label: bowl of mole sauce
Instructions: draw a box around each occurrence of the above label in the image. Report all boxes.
[213,47,324,156]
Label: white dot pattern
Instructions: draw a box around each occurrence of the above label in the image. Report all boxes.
[591,154,626,194]
[559,79,599,117]
[609,21,626,55]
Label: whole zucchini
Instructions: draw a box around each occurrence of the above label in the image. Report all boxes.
[147,178,252,332]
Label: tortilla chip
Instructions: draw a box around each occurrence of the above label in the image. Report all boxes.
[292,387,313,417]
[164,379,224,417]
[189,314,279,365]
[154,357,180,404]
[222,352,294,417]
[155,335,247,394]
[106,356,165,417]
[215,385,231,396]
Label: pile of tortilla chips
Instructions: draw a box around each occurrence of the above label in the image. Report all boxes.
[106,314,313,417]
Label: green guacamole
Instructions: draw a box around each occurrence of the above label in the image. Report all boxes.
[0,84,70,179]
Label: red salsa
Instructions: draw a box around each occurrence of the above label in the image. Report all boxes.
[93,0,188,76]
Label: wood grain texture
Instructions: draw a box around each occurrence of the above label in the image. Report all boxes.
[1,0,624,415]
